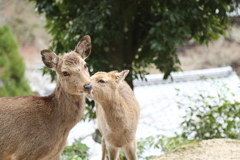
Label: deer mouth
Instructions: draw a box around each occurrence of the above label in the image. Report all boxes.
[81,90,92,94]
[85,90,94,99]
[81,87,93,95]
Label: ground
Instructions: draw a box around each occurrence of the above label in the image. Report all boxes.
[152,139,240,160]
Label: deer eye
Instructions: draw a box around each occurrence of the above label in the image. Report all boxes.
[84,64,88,69]
[98,80,105,83]
[62,72,70,76]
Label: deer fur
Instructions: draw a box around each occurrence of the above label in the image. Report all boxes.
[0,35,92,160]
[87,70,140,160]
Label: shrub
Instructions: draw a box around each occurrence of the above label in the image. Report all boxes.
[0,25,32,96]
[137,134,193,160]
[61,138,90,160]
[177,80,240,140]
[137,80,240,159]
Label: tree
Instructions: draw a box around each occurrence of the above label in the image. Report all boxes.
[28,0,238,88]
[0,25,32,97]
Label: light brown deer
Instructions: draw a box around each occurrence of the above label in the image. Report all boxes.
[0,35,92,160]
[87,70,140,160]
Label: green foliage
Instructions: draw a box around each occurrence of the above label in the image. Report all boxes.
[27,0,239,122]
[28,0,239,86]
[177,80,240,140]
[81,98,96,122]
[137,134,194,160]
[0,25,32,97]
[61,138,90,160]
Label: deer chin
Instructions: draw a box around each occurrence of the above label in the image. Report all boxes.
[86,91,94,100]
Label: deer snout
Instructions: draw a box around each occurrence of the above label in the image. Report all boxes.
[83,83,93,92]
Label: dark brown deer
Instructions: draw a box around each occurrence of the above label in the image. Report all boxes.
[87,70,140,160]
[0,35,92,160]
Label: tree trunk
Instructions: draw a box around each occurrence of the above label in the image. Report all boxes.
[106,0,138,89]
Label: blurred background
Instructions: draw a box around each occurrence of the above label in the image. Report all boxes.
[1,0,240,159]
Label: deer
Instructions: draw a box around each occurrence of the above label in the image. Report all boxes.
[87,70,140,160]
[0,35,92,160]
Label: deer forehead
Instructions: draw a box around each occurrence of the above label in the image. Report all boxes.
[92,72,109,80]
[58,52,85,71]
[92,73,118,86]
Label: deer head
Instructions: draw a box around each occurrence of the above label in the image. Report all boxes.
[41,35,92,95]
[88,70,129,102]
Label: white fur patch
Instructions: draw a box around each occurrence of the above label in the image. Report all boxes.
[52,57,57,64]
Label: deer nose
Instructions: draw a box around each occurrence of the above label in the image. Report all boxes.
[83,83,92,92]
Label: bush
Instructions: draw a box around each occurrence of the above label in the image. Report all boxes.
[137,80,240,159]
[177,80,240,140]
[0,25,32,97]
[137,134,193,160]
[61,138,90,160]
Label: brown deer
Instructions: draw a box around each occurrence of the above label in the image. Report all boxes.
[87,70,140,160]
[0,35,92,160]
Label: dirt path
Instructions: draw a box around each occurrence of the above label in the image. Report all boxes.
[152,139,240,160]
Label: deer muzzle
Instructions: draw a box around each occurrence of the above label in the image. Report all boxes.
[83,83,93,93]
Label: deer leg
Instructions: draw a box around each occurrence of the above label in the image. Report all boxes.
[101,138,106,160]
[122,140,138,160]
[106,143,120,160]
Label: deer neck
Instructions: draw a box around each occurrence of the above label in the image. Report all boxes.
[99,90,127,126]
[52,82,85,128]
[100,90,122,108]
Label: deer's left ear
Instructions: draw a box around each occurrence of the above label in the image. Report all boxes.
[114,70,129,83]
[75,35,91,59]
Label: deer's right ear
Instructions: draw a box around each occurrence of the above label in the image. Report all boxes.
[75,35,91,59]
[108,70,118,74]
[41,49,58,69]
[114,70,129,83]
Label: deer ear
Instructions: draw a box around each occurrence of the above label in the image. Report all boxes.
[108,70,118,74]
[75,35,91,59]
[41,49,58,69]
[115,70,129,83]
